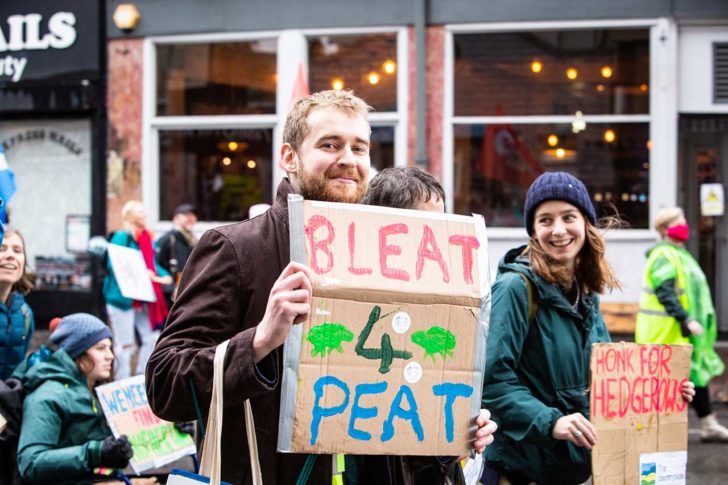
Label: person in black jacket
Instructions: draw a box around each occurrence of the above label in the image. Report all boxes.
[156,203,198,305]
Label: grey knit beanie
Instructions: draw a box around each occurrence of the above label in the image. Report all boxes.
[50,313,113,359]
[524,172,597,236]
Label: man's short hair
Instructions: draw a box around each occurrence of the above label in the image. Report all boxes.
[362,167,446,210]
[283,90,372,152]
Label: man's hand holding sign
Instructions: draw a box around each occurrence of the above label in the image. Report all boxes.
[253,262,314,364]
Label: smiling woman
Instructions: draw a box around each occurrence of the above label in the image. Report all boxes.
[482,171,623,484]
[0,226,35,380]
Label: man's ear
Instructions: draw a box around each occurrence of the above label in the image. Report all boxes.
[279,143,298,174]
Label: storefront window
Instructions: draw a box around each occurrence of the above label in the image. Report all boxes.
[454,30,649,116]
[159,128,273,221]
[453,122,649,228]
[451,27,651,228]
[371,126,395,172]
[156,39,277,116]
[308,34,398,112]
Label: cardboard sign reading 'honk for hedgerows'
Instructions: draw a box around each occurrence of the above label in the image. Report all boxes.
[277,196,491,456]
[590,342,692,485]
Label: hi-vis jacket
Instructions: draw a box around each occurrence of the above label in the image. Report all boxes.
[635,242,724,386]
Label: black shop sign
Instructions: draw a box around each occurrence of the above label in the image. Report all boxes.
[0,0,100,85]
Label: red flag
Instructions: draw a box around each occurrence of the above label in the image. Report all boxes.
[290,63,310,107]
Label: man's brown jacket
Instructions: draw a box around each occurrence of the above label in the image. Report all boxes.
[146,179,330,484]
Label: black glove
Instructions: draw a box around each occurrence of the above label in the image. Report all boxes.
[100,435,133,469]
[175,421,195,435]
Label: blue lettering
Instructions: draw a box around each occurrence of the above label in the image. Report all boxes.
[101,393,120,415]
[381,385,423,442]
[310,376,350,445]
[122,385,145,408]
[432,383,473,442]
[134,384,148,405]
[348,382,387,441]
[113,389,128,412]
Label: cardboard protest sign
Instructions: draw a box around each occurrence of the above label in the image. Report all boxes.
[96,375,196,473]
[107,243,156,302]
[278,196,490,456]
[590,343,692,485]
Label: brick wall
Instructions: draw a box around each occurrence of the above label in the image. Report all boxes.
[107,38,144,232]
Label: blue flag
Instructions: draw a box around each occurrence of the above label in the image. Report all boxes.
[0,145,16,225]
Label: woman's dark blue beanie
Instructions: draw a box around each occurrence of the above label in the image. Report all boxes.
[524,172,597,235]
[50,313,113,359]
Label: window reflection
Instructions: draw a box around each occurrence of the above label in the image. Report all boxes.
[370,126,395,171]
[308,34,397,112]
[453,123,649,228]
[156,40,277,116]
[159,129,273,221]
[454,30,649,116]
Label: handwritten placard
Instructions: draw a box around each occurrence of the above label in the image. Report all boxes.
[590,343,691,485]
[96,375,195,473]
[278,198,490,456]
[107,244,156,302]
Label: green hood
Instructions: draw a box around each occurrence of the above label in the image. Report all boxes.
[498,245,598,316]
[22,349,86,394]
[17,349,110,484]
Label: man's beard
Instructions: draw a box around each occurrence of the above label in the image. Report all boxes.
[297,161,368,204]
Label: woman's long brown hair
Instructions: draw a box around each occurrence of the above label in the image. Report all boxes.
[526,218,622,294]
[3,227,35,295]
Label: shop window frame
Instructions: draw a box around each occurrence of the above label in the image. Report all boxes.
[144,31,280,233]
[301,27,409,174]
[442,19,677,241]
[143,27,408,233]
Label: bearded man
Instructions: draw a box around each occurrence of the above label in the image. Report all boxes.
[146,90,373,485]
[146,90,494,485]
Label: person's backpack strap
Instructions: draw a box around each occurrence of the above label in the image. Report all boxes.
[169,232,179,274]
[20,303,32,336]
[516,272,537,324]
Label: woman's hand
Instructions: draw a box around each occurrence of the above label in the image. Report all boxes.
[681,380,695,403]
[687,320,704,336]
[552,413,597,450]
[472,408,498,454]
[148,269,173,285]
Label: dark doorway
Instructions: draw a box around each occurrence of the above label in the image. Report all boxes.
[679,116,728,334]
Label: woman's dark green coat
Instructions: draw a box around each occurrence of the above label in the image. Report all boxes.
[482,247,611,484]
[17,349,112,484]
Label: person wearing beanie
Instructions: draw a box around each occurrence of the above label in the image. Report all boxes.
[16,313,134,484]
[636,207,727,443]
[481,172,695,484]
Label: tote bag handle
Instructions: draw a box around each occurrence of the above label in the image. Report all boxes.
[199,339,263,485]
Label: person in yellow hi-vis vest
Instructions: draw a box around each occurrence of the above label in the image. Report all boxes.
[636,207,727,442]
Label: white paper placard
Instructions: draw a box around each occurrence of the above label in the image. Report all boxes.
[107,243,156,302]
[639,451,687,485]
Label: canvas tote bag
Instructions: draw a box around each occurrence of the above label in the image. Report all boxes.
[167,339,263,485]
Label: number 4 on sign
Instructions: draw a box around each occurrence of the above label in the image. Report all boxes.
[355,305,412,374]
